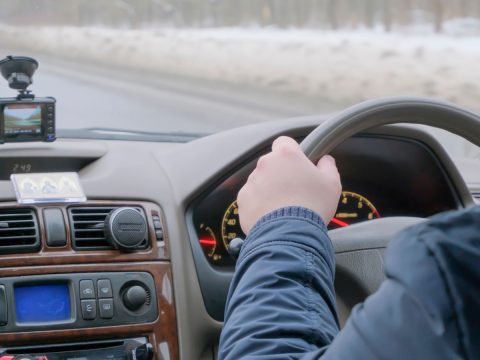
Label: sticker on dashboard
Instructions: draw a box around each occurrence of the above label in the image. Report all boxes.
[11,172,87,204]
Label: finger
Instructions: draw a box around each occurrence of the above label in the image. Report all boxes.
[271,136,300,154]
[256,153,273,170]
[236,183,248,208]
[316,155,336,170]
[246,168,258,183]
[317,155,340,178]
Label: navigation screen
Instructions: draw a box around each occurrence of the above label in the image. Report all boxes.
[3,103,42,136]
[15,283,71,323]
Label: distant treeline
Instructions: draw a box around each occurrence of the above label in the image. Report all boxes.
[1,0,479,32]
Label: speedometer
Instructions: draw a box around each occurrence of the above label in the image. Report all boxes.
[329,191,380,229]
[221,192,380,246]
[221,200,245,250]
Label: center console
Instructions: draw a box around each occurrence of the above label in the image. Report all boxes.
[0,201,177,360]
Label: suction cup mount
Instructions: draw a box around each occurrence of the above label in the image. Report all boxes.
[0,55,38,99]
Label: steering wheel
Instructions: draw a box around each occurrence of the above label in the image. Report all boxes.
[299,97,480,321]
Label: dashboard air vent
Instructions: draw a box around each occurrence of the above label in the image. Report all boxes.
[0,208,40,254]
[69,206,146,250]
[69,207,117,250]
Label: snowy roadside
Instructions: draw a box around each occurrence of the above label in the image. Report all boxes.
[0,25,479,158]
[1,25,480,112]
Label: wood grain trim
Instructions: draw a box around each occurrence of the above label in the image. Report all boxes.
[0,200,170,266]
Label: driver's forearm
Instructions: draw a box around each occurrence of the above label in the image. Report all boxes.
[218,207,340,360]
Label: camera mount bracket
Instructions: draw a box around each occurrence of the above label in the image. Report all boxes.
[0,56,38,100]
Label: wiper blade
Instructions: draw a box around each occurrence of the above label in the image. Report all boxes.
[57,128,208,143]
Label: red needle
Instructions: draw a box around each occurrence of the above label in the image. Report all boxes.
[330,217,349,227]
[199,239,216,246]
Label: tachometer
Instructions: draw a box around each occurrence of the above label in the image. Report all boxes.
[221,200,244,251]
[198,223,219,260]
[330,191,380,229]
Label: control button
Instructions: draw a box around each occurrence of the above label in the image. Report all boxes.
[43,208,67,247]
[47,127,54,133]
[79,280,95,299]
[123,285,147,311]
[152,215,162,229]
[81,299,96,320]
[47,105,54,111]
[0,285,7,325]
[47,120,54,126]
[155,229,164,241]
[97,279,113,298]
[47,113,54,119]
[99,298,114,319]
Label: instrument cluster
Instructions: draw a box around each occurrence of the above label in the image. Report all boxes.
[191,135,458,267]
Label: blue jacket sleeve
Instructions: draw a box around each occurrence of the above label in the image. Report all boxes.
[219,205,480,360]
[315,206,480,360]
[218,207,340,359]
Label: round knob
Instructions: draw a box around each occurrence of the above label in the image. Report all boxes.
[123,285,147,311]
[105,207,147,250]
[228,237,245,259]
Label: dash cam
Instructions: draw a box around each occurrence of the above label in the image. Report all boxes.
[0,56,56,143]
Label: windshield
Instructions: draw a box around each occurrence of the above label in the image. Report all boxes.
[0,1,479,158]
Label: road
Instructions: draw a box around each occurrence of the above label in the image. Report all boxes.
[0,53,478,159]
[0,54,334,135]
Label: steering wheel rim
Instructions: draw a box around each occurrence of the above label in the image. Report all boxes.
[300,97,480,160]
[299,97,480,324]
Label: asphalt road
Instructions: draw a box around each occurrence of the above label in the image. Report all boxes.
[0,54,331,135]
[0,53,478,159]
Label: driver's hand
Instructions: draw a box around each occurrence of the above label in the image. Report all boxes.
[237,136,342,235]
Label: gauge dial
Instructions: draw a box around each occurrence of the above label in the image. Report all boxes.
[198,223,219,260]
[330,191,380,229]
[221,200,244,251]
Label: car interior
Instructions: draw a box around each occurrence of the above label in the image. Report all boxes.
[0,5,480,359]
[0,63,478,360]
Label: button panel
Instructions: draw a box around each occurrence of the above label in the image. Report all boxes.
[44,101,56,142]
[152,215,164,241]
[0,272,157,333]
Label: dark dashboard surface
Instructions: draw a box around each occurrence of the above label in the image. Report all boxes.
[191,135,459,269]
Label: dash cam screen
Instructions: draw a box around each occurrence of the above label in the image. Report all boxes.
[3,103,42,136]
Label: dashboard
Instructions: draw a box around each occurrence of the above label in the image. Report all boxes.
[0,116,476,359]
[191,135,459,268]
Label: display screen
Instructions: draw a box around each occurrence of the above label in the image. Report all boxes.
[3,103,42,136]
[14,283,71,323]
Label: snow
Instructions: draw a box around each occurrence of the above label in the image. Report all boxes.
[0,25,479,157]
[1,26,479,111]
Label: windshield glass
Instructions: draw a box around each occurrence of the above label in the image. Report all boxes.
[0,1,479,158]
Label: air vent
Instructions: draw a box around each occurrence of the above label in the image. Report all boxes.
[68,206,145,250]
[0,208,40,254]
[69,207,116,250]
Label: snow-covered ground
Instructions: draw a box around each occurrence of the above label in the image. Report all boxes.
[1,25,479,111]
[0,25,479,158]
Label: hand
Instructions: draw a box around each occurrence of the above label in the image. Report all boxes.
[237,136,342,235]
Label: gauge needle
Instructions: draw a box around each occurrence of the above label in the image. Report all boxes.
[330,217,349,227]
[199,239,216,245]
